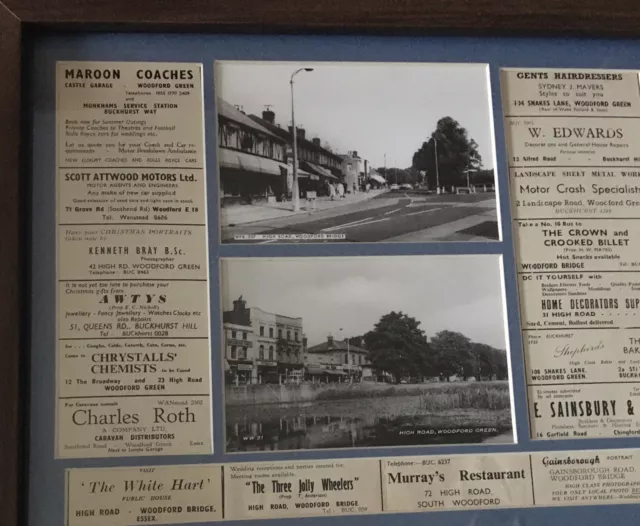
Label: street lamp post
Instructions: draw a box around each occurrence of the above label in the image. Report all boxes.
[290,67,314,212]
[433,136,441,194]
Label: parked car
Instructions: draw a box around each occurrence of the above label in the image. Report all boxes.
[389,184,400,191]
[400,183,413,190]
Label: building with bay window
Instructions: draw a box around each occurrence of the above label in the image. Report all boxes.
[222,296,306,384]
[249,109,344,196]
[217,98,289,205]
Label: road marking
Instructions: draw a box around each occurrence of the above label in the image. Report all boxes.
[384,208,402,215]
[406,207,444,217]
[347,217,391,228]
[259,238,279,244]
[322,216,391,231]
[321,216,374,232]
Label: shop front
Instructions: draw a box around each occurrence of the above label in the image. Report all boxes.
[218,148,289,206]
[226,361,255,385]
[255,359,279,384]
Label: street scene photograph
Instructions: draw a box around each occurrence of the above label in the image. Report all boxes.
[220,255,514,452]
[214,61,500,244]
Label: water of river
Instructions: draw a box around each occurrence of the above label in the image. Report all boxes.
[226,395,512,452]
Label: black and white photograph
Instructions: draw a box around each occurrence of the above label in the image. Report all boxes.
[221,256,514,452]
[215,61,500,244]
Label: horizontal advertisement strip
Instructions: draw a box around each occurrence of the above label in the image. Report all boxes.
[66,448,640,525]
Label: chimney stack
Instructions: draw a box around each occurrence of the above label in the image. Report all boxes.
[233,296,246,312]
[312,137,321,147]
[262,109,275,124]
[288,126,306,141]
[327,335,334,348]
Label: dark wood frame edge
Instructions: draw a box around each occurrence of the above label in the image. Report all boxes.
[0,4,23,526]
[4,2,640,526]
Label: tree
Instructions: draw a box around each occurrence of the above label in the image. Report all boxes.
[488,347,509,380]
[473,168,495,186]
[412,117,482,189]
[471,343,497,380]
[347,335,366,348]
[429,330,475,381]
[363,311,433,383]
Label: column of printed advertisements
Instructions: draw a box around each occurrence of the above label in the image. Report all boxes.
[502,68,640,440]
[65,448,640,525]
[56,61,212,458]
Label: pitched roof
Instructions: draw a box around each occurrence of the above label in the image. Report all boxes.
[307,340,368,354]
[248,114,290,141]
[217,98,283,141]
[249,114,343,162]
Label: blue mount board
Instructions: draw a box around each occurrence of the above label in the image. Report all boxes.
[29,32,640,526]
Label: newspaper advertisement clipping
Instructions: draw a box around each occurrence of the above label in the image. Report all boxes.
[381,453,533,513]
[502,68,640,440]
[56,61,213,457]
[531,449,640,507]
[223,458,382,519]
[64,448,640,524]
[66,465,222,526]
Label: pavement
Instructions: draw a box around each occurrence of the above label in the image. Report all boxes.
[221,190,500,244]
[220,189,388,227]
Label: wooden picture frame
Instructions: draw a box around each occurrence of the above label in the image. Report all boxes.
[0,1,636,525]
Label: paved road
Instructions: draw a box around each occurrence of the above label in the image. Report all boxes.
[223,191,498,243]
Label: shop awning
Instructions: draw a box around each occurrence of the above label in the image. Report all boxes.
[218,148,287,177]
[368,173,387,184]
[302,161,339,181]
[219,149,318,180]
[296,169,318,181]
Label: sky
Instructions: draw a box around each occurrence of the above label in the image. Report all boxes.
[220,256,508,349]
[214,61,496,171]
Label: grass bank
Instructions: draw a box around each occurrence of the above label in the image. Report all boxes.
[314,381,510,411]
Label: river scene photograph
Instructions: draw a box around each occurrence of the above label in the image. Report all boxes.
[220,255,514,452]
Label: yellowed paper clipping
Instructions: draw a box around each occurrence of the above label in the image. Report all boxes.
[55,61,212,457]
[502,67,640,440]
[66,465,222,526]
[224,458,382,520]
[381,453,533,513]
